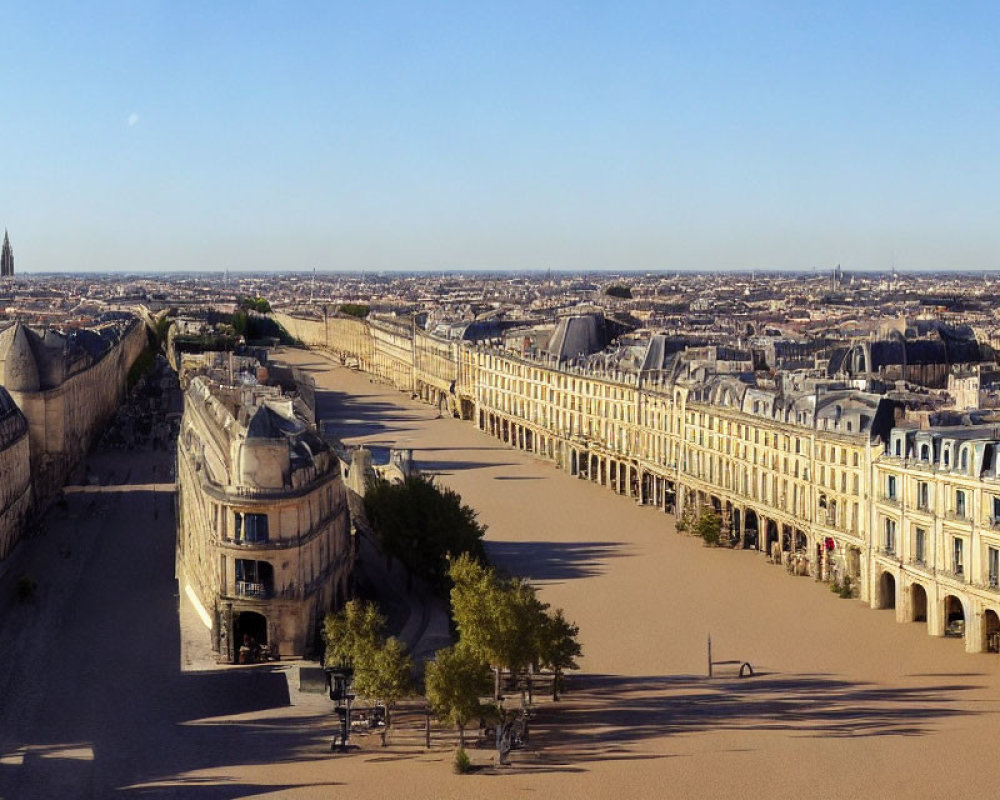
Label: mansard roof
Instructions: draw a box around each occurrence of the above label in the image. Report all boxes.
[0,319,136,391]
[547,313,606,361]
[245,403,307,439]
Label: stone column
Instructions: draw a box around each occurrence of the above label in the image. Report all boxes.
[966,605,984,653]
[928,589,945,637]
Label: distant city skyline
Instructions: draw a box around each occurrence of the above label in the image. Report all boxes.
[2,3,999,272]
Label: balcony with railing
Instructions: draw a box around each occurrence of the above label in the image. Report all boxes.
[235,580,270,598]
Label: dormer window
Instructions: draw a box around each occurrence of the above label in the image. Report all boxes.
[960,449,969,472]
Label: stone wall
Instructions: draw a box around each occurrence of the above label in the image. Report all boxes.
[6,319,148,501]
[0,390,31,560]
[272,312,377,380]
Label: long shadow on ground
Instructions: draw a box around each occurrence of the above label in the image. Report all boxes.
[0,472,333,800]
[486,541,629,582]
[520,671,988,773]
[418,459,519,473]
[313,389,428,439]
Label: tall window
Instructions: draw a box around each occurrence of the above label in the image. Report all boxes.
[952,537,964,577]
[918,482,929,510]
[883,518,897,554]
[887,475,897,500]
[234,512,270,544]
[914,527,926,564]
[993,496,1000,523]
[956,490,967,519]
[990,547,999,589]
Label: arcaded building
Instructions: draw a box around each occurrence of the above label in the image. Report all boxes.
[274,306,1000,656]
[175,360,353,661]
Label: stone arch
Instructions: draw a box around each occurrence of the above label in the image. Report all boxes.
[910,582,928,623]
[234,611,268,664]
[743,508,759,550]
[985,609,1000,654]
[877,571,896,610]
[944,595,966,638]
[765,519,779,557]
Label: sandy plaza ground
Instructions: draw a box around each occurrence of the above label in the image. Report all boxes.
[2,346,999,799]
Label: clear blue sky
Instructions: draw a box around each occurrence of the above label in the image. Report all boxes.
[2,2,998,272]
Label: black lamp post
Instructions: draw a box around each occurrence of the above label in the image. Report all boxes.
[325,664,355,751]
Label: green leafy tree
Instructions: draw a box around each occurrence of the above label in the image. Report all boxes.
[323,601,413,744]
[353,636,414,733]
[238,295,272,313]
[449,555,553,700]
[339,303,370,318]
[322,599,385,667]
[604,284,632,299]
[365,475,487,594]
[425,644,494,747]
[536,608,582,700]
[693,509,723,545]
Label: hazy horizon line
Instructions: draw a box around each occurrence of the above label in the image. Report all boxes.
[8,266,1000,278]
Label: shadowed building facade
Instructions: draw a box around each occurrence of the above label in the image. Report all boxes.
[0,319,147,502]
[0,317,146,560]
[0,388,31,560]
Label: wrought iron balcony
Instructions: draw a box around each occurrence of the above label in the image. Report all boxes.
[235,581,269,598]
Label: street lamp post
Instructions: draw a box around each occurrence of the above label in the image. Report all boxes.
[326,665,355,751]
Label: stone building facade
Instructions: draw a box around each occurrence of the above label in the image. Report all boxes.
[175,359,353,661]
[0,319,147,500]
[273,308,1000,656]
[0,388,31,560]
[0,318,146,560]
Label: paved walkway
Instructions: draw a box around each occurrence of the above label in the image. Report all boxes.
[3,348,1000,798]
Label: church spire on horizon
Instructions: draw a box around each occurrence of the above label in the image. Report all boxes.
[1,230,13,278]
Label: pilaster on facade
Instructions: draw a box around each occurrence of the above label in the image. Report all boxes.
[268,309,1000,657]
